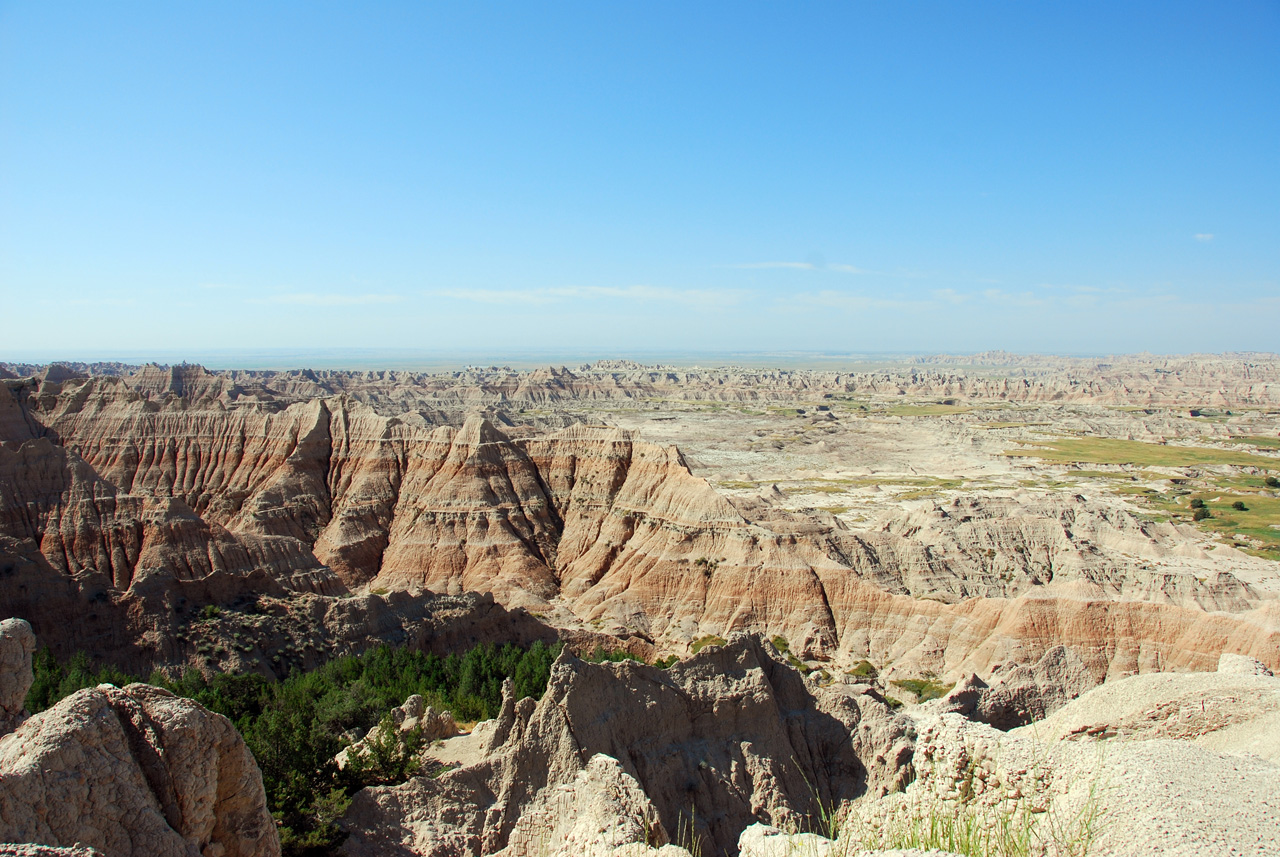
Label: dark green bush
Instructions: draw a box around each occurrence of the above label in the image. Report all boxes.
[342,714,424,787]
[26,649,136,713]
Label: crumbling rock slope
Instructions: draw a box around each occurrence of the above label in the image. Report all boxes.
[340,636,913,857]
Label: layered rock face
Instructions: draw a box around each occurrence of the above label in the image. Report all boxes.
[0,631,279,857]
[341,636,913,857]
[2,367,1278,688]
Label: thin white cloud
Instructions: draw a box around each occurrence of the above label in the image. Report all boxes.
[1194,233,1215,242]
[253,293,403,307]
[783,290,936,312]
[981,288,1048,308]
[726,261,875,274]
[1036,283,1128,296]
[932,288,971,304]
[430,285,744,307]
[432,288,555,305]
[63,296,137,307]
[731,261,816,270]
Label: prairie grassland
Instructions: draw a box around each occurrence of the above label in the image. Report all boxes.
[1225,435,1280,450]
[886,403,974,416]
[1008,437,1279,470]
[1012,439,1280,559]
[1152,489,1280,561]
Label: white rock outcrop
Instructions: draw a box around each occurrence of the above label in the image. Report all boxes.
[849,667,1280,856]
[1217,652,1274,676]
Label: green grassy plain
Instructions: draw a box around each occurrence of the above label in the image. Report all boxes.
[1009,437,1279,470]
[1014,438,1280,560]
[1226,435,1280,450]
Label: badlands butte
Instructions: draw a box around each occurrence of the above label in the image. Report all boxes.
[1,352,1280,856]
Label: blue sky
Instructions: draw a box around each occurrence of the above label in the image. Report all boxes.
[1,1,1277,362]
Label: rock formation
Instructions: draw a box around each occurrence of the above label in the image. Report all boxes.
[338,634,1280,855]
[340,636,913,857]
[0,620,35,735]
[0,632,279,857]
[844,661,1280,856]
[10,353,1276,410]
[926,644,1102,729]
[2,362,1278,693]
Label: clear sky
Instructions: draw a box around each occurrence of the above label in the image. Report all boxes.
[1,1,1277,363]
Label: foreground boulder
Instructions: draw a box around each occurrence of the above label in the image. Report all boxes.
[341,635,913,857]
[0,678,279,857]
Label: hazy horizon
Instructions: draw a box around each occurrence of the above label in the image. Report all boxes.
[2,2,1276,355]
[4,346,1278,376]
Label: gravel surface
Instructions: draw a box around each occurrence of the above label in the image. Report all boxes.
[1087,740,1280,855]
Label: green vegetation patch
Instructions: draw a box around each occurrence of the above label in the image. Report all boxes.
[690,634,728,654]
[885,403,973,417]
[1064,469,1129,479]
[581,645,644,664]
[1225,435,1280,450]
[896,478,965,500]
[788,475,965,499]
[29,640,561,857]
[890,675,955,702]
[1146,487,1280,561]
[769,640,812,675]
[1009,437,1279,470]
[847,660,878,679]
